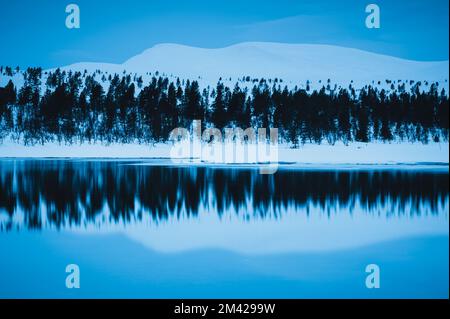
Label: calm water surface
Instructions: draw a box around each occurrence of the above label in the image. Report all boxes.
[0,159,448,298]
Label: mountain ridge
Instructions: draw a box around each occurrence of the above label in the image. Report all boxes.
[54,42,448,90]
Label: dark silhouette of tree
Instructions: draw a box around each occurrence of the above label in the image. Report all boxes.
[228,83,246,127]
[211,82,227,128]
[183,80,202,124]
[252,82,272,129]
[0,80,16,137]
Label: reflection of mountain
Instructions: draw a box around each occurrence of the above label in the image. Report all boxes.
[0,160,448,230]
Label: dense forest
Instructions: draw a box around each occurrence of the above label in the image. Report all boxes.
[0,67,448,146]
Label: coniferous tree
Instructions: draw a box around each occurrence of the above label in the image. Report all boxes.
[212,82,227,129]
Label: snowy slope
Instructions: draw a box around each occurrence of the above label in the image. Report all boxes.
[1,42,449,92]
[123,43,449,85]
[56,42,449,90]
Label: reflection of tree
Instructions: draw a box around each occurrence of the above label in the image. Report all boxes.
[0,160,448,230]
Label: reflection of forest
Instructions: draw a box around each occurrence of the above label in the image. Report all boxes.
[0,160,448,230]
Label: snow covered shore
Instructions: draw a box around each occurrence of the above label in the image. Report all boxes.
[0,140,447,165]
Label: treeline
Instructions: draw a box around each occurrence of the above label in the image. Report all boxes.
[0,67,448,145]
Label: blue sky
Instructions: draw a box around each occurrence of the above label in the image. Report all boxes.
[0,0,448,68]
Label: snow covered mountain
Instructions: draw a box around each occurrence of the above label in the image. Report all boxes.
[59,42,449,90]
[0,42,448,161]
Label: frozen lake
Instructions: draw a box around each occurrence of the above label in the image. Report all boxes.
[0,159,448,298]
